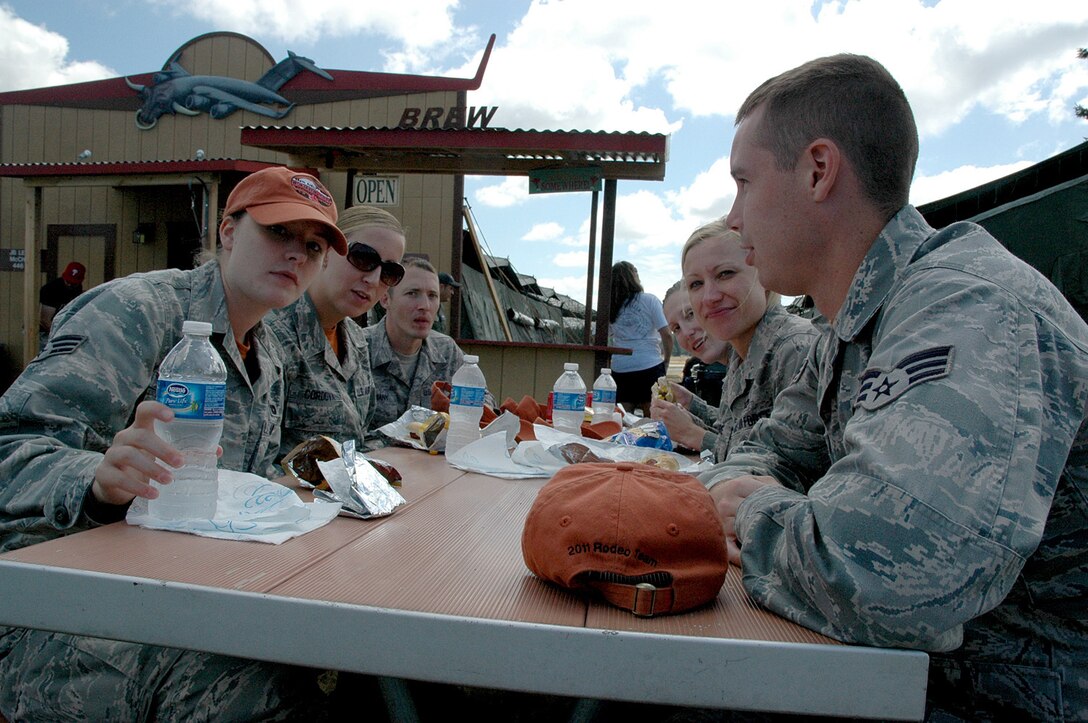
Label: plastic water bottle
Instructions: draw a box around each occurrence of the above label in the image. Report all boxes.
[150,320,226,520]
[591,367,618,421]
[552,362,586,436]
[446,355,487,456]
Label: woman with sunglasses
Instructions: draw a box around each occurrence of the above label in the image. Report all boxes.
[270,205,406,459]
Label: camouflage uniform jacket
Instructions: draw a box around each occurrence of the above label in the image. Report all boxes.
[361,321,465,436]
[0,261,285,553]
[689,304,816,460]
[700,206,1088,720]
[268,293,374,461]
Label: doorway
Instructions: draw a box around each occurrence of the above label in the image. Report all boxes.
[45,224,117,290]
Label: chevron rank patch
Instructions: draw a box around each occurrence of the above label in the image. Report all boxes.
[854,345,954,411]
[35,334,86,361]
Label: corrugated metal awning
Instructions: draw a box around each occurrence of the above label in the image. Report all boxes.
[240,125,669,180]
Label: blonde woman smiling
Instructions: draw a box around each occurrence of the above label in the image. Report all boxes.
[655,219,817,461]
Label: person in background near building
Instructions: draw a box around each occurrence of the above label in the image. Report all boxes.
[659,222,817,461]
[607,261,671,416]
[270,205,406,460]
[433,271,461,335]
[38,261,86,345]
[704,54,1088,720]
[0,166,348,721]
[651,280,731,454]
[363,257,466,447]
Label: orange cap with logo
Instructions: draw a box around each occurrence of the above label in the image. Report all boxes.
[223,167,347,254]
[522,462,728,616]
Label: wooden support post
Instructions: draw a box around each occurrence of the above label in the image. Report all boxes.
[22,186,42,366]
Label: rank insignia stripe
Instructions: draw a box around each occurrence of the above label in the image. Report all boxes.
[34,334,87,361]
[854,345,954,411]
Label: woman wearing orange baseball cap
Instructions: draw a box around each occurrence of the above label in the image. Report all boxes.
[0,166,346,720]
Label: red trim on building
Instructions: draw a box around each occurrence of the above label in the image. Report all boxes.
[0,35,495,112]
[0,159,308,178]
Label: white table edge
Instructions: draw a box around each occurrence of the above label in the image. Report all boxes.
[0,560,928,720]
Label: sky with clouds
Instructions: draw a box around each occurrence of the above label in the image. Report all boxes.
[1,0,1086,303]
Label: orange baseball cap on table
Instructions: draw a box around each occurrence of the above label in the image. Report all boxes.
[522,462,728,617]
[223,167,347,255]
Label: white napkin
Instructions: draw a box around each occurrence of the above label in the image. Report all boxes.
[445,425,707,479]
[126,470,341,544]
[445,432,554,478]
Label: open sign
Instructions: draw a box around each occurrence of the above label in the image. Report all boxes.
[353,176,399,206]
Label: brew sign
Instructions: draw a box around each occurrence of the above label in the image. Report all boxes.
[354,176,399,206]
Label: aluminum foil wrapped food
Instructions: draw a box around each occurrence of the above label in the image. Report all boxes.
[315,440,406,519]
[281,435,402,490]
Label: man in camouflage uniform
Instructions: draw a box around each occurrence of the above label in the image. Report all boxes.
[704,55,1088,720]
[362,257,466,446]
[0,167,348,721]
[270,205,406,460]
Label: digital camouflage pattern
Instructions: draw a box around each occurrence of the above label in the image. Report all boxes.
[268,293,375,460]
[688,304,817,460]
[702,206,1088,720]
[0,261,284,552]
[361,321,465,444]
[0,262,332,721]
[0,628,328,722]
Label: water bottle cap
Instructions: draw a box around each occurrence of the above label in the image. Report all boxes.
[464,355,479,364]
[601,368,611,374]
[563,362,579,371]
[182,320,213,336]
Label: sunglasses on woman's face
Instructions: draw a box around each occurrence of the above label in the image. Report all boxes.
[346,243,404,286]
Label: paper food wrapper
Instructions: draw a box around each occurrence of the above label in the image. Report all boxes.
[280,435,343,488]
[126,470,341,544]
[378,406,449,452]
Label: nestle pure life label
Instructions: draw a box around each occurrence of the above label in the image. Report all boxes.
[156,379,226,420]
[553,391,586,412]
[450,384,486,408]
[593,388,617,406]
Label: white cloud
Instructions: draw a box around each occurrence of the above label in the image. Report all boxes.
[910,161,1034,206]
[553,250,587,268]
[155,0,460,49]
[0,6,115,91]
[666,155,734,225]
[537,273,590,301]
[522,222,564,242]
[472,176,528,208]
[448,0,1088,142]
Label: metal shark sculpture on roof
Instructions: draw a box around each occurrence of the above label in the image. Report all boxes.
[125,51,333,130]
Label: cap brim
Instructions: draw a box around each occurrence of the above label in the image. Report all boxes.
[246,202,348,255]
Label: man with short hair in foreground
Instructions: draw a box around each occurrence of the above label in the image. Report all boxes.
[703,54,1087,720]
